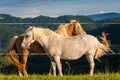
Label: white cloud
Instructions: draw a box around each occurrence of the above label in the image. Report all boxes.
[19,8,40,18]
[99,11,105,14]
[19,8,74,17]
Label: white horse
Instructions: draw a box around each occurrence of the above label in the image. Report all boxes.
[21,27,111,76]
[6,20,86,76]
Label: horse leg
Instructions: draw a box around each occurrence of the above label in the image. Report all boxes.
[18,68,23,76]
[48,64,53,75]
[86,53,95,76]
[22,63,28,77]
[54,56,63,76]
[23,66,28,76]
[50,60,56,76]
[22,50,29,76]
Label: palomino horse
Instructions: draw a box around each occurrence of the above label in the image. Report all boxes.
[6,20,86,76]
[21,27,111,76]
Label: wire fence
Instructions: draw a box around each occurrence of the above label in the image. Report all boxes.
[0,23,120,25]
[0,52,120,56]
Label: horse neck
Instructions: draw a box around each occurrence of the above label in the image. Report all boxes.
[34,28,60,47]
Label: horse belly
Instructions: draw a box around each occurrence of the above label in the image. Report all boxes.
[61,44,87,60]
[61,53,83,60]
[61,48,86,60]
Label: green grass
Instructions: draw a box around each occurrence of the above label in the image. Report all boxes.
[0,73,119,80]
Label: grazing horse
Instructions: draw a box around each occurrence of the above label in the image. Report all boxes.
[21,27,111,76]
[6,20,86,76]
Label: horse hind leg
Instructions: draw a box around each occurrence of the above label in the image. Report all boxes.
[86,52,95,76]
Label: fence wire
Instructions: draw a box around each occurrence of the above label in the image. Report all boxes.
[0,23,120,25]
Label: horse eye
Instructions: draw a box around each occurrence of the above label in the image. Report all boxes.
[26,35,29,38]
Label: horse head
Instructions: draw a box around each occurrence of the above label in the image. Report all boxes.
[21,26,35,50]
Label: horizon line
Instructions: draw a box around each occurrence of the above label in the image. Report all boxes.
[0,12,120,18]
[0,23,120,25]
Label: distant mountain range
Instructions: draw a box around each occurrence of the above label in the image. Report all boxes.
[88,12,120,20]
[0,12,120,23]
[0,14,93,23]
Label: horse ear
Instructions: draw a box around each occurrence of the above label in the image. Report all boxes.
[70,19,75,23]
[70,19,78,23]
[26,26,33,32]
[29,26,33,29]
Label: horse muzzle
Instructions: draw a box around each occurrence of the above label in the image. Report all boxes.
[21,42,30,50]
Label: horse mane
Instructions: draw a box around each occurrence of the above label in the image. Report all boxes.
[7,35,18,52]
[31,27,58,40]
[55,24,69,37]
[70,19,86,34]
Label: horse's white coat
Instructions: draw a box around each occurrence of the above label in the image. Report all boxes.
[21,27,110,76]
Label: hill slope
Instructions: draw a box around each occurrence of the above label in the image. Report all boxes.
[88,12,120,20]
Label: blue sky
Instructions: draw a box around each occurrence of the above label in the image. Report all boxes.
[0,0,120,18]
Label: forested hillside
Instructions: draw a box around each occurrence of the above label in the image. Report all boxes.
[88,12,120,20]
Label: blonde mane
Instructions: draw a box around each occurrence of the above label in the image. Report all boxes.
[55,24,69,37]
[70,19,86,34]
[31,27,58,40]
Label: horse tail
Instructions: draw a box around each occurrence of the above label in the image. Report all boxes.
[95,32,111,59]
[6,36,23,70]
[6,50,23,70]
